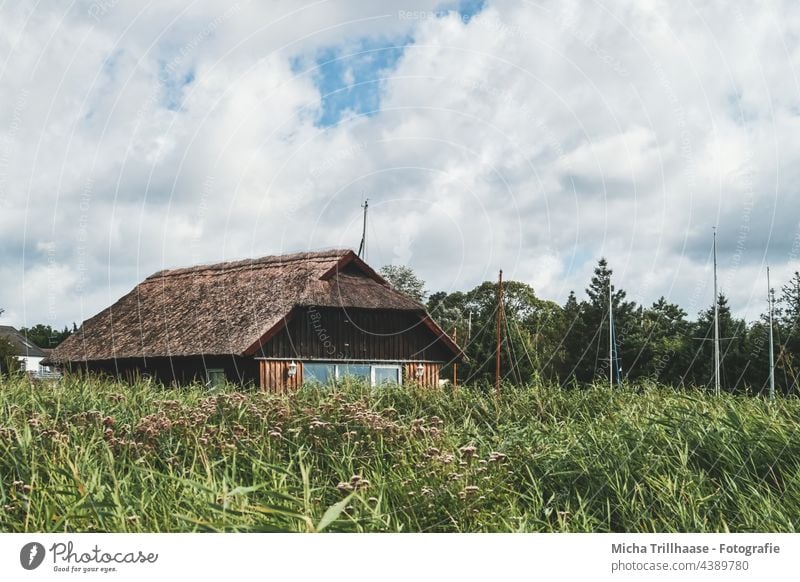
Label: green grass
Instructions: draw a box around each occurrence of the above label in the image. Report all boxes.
[1,374,799,532]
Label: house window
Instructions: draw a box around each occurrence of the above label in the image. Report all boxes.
[299,362,402,387]
[338,364,371,382]
[207,368,226,389]
[373,365,401,385]
[304,362,335,385]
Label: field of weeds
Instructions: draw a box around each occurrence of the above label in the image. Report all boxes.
[1,374,799,532]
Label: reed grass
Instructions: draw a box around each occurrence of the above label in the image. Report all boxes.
[1,374,798,532]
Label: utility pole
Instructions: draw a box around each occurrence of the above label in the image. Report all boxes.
[357,198,369,259]
[768,266,776,399]
[495,269,503,395]
[713,227,721,396]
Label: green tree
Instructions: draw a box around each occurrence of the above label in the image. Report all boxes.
[625,297,690,385]
[0,307,21,374]
[18,323,73,348]
[683,294,750,392]
[565,258,638,384]
[777,271,800,393]
[444,280,565,386]
[379,265,427,302]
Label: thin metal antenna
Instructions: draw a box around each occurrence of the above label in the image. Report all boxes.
[357,197,369,259]
[609,276,614,389]
[768,266,775,399]
[713,227,721,396]
[495,269,503,395]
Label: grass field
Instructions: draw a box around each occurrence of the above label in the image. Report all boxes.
[1,374,799,532]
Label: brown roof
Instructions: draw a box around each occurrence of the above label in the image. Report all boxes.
[0,326,48,358]
[48,249,461,363]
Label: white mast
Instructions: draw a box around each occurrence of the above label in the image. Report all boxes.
[713,227,721,396]
[358,198,369,259]
[609,276,614,389]
[768,266,775,399]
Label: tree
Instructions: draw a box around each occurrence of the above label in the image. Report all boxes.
[379,265,427,302]
[18,324,73,348]
[565,258,638,384]
[777,271,800,393]
[683,294,750,392]
[625,297,690,384]
[0,307,21,375]
[0,336,19,374]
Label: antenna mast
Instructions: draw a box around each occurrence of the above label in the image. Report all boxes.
[495,269,503,395]
[768,266,775,399]
[713,227,721,396]
[609,276,614,389]
[358,198,369,259]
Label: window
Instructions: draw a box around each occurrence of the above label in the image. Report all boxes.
[304,362,335,385]
[373,365,401,385]
[207,368,226,389]
[338,364,371,382]
[299,362,403,387]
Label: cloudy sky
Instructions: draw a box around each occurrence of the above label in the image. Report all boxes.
[1,0,799,331]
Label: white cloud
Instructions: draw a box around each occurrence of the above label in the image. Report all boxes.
[1,0,799,329]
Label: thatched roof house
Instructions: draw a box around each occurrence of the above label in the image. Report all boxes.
[47,249,463,390]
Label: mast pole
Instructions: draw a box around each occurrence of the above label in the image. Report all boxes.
[768,266,776,399]
[453,327,458,388]
[495,269,503,395]
[358,198,369,259]
[713,227,721,396]
[609,276,614,389]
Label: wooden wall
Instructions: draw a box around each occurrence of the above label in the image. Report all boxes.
[404,362,441,389]
[260,360,440,392]
[259,359,304,393]
[258,307,453,362]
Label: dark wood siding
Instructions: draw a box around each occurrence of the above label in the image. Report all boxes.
[258,307,453,362]
[72,355,260,387]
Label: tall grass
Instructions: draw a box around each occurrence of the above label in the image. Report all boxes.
[1,374,798,532]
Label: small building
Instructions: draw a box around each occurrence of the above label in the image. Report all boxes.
[0,325,58,377]
[46,249,463,390]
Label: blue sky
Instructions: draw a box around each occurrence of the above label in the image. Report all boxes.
[310,0,486,127]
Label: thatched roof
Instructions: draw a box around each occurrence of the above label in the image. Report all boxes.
[0,326,48,358]
[47,249,461,363]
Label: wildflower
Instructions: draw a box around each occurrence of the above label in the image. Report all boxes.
[459,485,480,499]
[103,416,115,427]
[459,445,477,460]
[488,452,508,463]
[337,481,354,493]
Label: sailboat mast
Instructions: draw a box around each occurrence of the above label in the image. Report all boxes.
[495,269,503,394]
[609,276,614,389]
[713,227,721,396]
[768,266,775,399]
[358,198,369,259]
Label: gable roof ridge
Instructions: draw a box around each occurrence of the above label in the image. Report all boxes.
[144,248,352,281]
